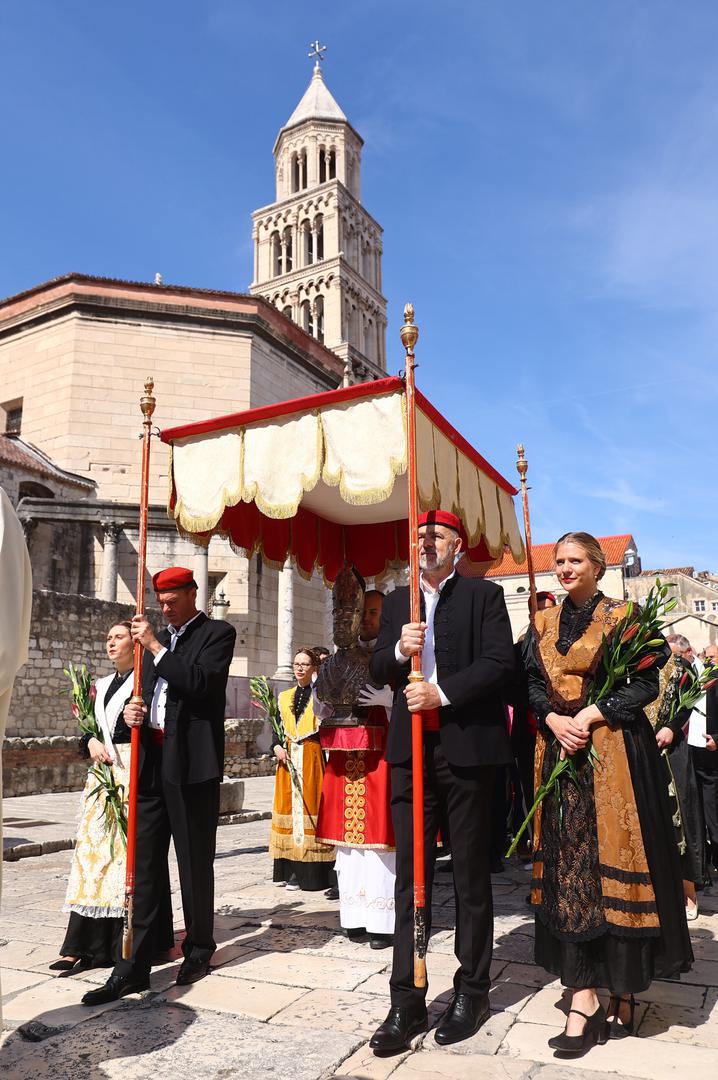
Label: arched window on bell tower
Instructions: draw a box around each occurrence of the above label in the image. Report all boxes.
[300,149,308,190]
[301,218,313,266]
[271,231,282,276]
[291,153,300,194]
[319,147,327,183]
[328,148,336,179]
[300,299,313,336]
[315,295,324,343]
[314,214,324,261]
[283,226,293,272]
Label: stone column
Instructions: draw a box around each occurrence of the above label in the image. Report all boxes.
[100,521,121,602]
[273,558,295,681]
[195,545,209,613]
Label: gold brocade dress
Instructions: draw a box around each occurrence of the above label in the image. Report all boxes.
[268,685,335,890]
[523,593,692,993]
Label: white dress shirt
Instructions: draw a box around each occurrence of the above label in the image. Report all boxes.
[687,656,707,748]
[395,571,455,706]
[149,612,203,730]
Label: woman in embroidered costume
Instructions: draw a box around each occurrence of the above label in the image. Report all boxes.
[523,533,692,1055]
[269,647,335,891]
[51,623,174,974]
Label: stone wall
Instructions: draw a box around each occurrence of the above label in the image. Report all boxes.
[3,719,274,797]
[8,590,135,738]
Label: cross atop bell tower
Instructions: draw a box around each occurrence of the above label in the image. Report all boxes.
[250,50,387,379]
[308,39,327,67]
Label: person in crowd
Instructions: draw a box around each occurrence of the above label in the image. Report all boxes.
[682,640,718,878]
[506,592,557,866]
[313,646,331,666]
[368,509,515,1053]
[523,532,692,1054]
[269,647,335,891]
[652,635,705,918]
[82,566,236,1005]
[52,622,174,973]
[315,579,395,949]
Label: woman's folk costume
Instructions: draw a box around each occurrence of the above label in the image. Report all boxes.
[60,670,173,966]
[523,593,692,993]
[269,685,335,890]
[645,655,704,886]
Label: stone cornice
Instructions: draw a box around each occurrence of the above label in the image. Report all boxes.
[0,274,344,385]
[252,180,383,235]
[251,256,386,310]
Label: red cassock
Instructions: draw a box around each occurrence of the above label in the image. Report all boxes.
[316,706,395,850]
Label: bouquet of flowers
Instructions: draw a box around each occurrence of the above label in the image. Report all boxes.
[506,581,675,857]
[63,661,127,857]
[669,662,718,725]
[250,674,316,828]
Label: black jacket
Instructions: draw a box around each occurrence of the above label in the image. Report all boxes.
[370,575,515,767]
[137,613,236,786]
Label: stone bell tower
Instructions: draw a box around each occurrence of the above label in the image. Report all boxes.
[250,46,387,380]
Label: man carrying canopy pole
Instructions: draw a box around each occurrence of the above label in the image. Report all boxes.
[369,309,516,1054]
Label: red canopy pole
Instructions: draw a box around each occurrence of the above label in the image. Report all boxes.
[400,304,427,988]
[516,444,537,621]
[122,376,156,959]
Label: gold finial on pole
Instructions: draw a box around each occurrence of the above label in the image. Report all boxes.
[140,376,156,421]
[400,302,419,356]
[516,443,537,619]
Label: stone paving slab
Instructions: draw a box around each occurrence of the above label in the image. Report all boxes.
[0,1000,363,1080]
[1,807,717,1079]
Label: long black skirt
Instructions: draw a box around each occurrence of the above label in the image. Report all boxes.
[535,713,693,993]
[272,857,333,891]
[59,872,175,965]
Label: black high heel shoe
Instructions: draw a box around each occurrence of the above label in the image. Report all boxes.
[606,994,636,1039]
[548,1003,608,1055]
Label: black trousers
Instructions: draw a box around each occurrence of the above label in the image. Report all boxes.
[389,734,494,1007]
[114,745,220,980]
[692,748,718,870]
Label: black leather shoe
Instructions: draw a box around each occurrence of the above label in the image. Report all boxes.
[369,1004,428,1054]
[81,972,149,1006]
[369,933,393,950]
[176,957,212,986]
[434,993,490,1045]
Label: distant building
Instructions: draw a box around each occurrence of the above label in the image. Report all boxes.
[626,567,718,652]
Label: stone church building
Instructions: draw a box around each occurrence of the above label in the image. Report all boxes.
[0,61,388,733]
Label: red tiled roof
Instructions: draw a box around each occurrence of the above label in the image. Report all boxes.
[486,534,634,578]
[0,435,94,490]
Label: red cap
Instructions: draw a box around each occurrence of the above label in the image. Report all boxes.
[152,566,197,592]
[418,509,464,536]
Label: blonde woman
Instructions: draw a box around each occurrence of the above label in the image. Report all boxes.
[523,532,692,1054]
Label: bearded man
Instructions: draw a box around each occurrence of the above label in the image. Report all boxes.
[368,510,515,1052]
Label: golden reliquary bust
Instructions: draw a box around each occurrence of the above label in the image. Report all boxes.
[314,566,381,727]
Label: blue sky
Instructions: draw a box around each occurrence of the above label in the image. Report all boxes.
[2,2,715,570]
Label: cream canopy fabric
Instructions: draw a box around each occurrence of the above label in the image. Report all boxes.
[163,377,525,579]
